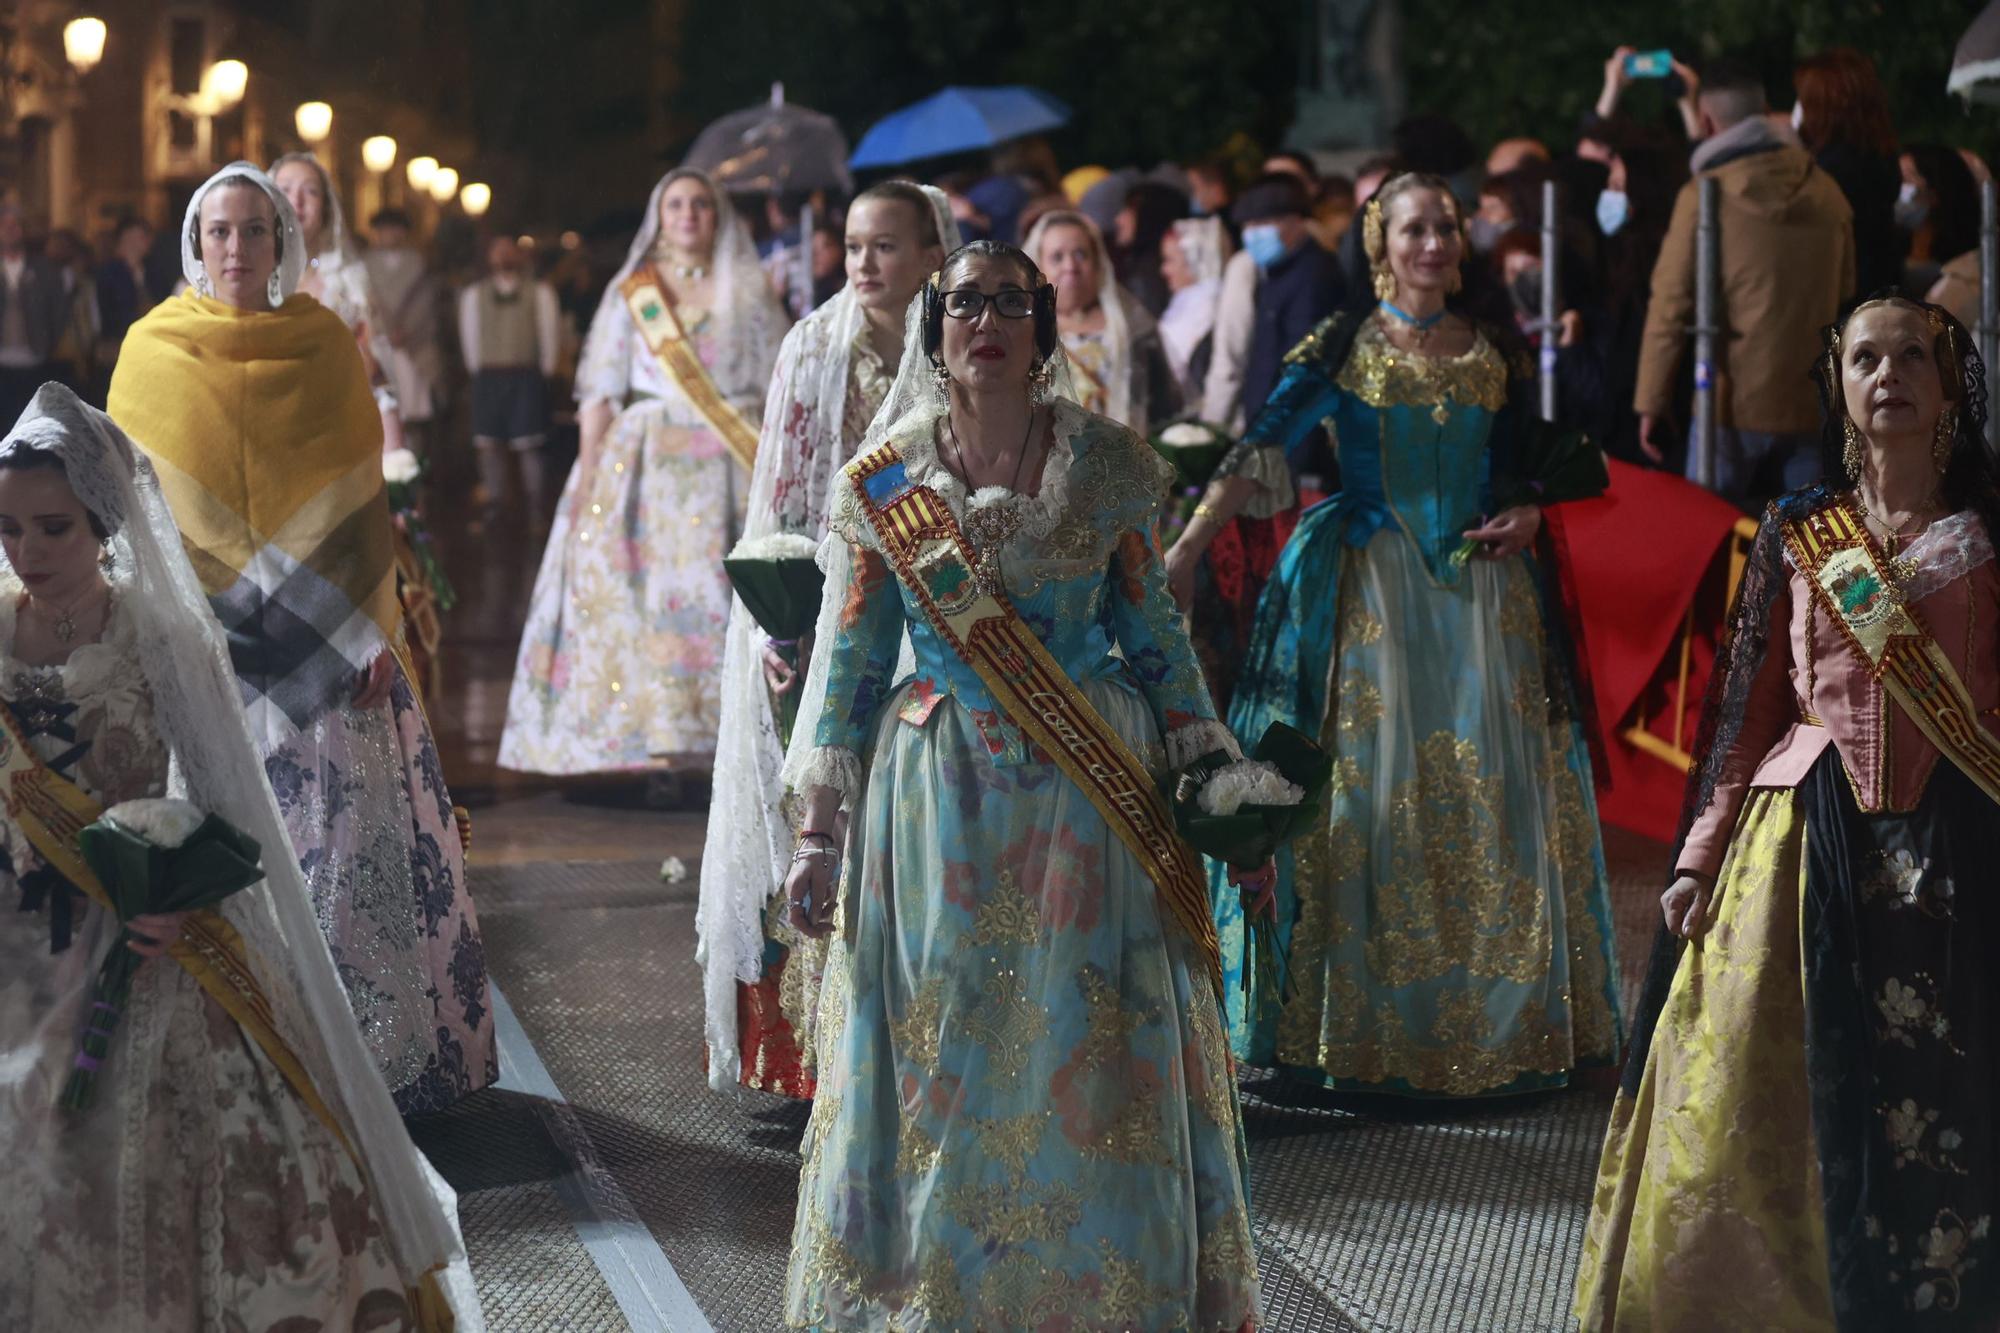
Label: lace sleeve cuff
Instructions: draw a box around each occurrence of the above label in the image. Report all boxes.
[1165,719,1242,770]
[1214,442,1297,519]
[793,745,864,806]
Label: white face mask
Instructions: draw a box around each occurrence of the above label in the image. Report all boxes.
[1791,101,1804,131]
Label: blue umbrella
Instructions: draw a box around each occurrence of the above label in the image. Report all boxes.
[849,85,1071,170]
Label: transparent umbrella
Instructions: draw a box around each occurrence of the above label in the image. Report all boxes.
[1950,0,2000,104]
[685,82,853,196]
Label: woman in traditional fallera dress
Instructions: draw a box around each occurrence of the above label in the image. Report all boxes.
[1213,173,1622,1097]
[698,183,957,1098]
[108,163,494,1114]
[779,241,1262,1329]
[1577,297,2000,1329]
[501,166,789,777]
[1025,208,1179,432]
[0,384,479,1331]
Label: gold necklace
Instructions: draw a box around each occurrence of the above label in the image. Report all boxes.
[26,584,110,644]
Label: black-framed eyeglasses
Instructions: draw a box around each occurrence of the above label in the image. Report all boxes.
[941,287,1037,320]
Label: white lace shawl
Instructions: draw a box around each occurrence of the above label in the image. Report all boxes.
[0,385,478,1326]
[1781,508,1995,603]
[695,192,961,1091]
[573,166,787,411]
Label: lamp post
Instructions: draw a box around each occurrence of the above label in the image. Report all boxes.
[406,155,438,192]
[199,59,246,112]
[62,17,106,75]
[460,182,491,217]
[428,166,459,205]
[361,136,397,216]
[294,100,332,145]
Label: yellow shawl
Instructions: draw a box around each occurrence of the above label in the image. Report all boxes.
[108,291,397,749]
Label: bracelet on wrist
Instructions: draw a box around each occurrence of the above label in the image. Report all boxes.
[797,829,836,844]
[1192,502,1223,523]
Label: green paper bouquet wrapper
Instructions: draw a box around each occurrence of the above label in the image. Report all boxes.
[1172,722,1333,1004]
[64,800,266,1112]
[1149,419,1237,538]
[724,533,827,750]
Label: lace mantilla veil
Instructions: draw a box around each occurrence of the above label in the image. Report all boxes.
[1023,208,1154,431]
[697,186,961,1090]
[0,384,480,1326]
[572,165,785,411]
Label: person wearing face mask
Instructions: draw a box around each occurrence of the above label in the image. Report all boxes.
[459,233,561,527]
[697,181,957,1101]
[1227,172,1346,477]
[1635,58,1855,507]
[500,167,789,784]
[1902,143,1983,306]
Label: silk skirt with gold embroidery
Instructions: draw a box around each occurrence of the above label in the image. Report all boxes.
[1221,532,1621,1096]
[784,684,1260,1331]
[1578,755,1999,1330]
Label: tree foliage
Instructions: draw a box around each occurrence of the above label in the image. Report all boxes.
[1402,0,1996,156]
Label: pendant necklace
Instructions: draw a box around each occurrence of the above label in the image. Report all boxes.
[1379,300,1446,349]
[28,584,109,644]
[947,406,1041,560]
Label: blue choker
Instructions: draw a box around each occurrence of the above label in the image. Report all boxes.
[1379,301,1446,331]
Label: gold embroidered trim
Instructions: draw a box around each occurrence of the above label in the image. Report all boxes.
[1334,320,1508,415]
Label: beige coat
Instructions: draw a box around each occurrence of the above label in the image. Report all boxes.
[1635,139,1856,434]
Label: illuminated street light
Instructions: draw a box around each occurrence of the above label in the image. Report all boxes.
[362,136,398,174]
[63,18,107,75]
[294,101,333,144]
[406,156,438,192]
[459,182,491,217]
[428,166,459,204]
[200,59,247,108]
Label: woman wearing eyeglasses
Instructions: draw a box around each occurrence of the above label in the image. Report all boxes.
[777,240,1262,1330]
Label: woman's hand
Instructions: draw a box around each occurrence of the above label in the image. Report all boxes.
[126,911,188,959]
[1229,859,1278,921]
[762,631,812,695]
[784,836,839,938]
[352,652,395,709]
[1661,872,1715,938]
[1164,534,1201,611]
[1461,504,1542,560]
[1597,46,1638,119]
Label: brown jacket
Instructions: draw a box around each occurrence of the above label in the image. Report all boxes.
[1634,130,1856,434]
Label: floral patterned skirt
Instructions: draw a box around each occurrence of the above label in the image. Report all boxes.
[1220,533,1621,1096]
[266,663,494,1114]
[500,399,747,774]
[1577,755,1999,1330]
[785,683,1260,1331]
[0,905,414,1330]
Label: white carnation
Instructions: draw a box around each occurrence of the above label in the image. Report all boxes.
[382,448,422,484]
[103,798,207,849]
[1195,761,1304,817]
[660,855,689,884]
[1158,422,1216,446]
[728,531,821,561]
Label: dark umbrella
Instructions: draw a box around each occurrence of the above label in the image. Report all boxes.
[1950,0,2000,104]
[685,83,853,196]
[848,86,1070,171]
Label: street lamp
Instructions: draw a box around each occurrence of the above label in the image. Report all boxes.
[460,182,491,217]
[200,59,247,110]
[63,17,106,75]
[294,101,332,144]
[406,155,437,192]
[361,135,397,174]
[428,166,459,204]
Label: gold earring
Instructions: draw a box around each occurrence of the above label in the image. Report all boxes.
[1842,417,1864,481]
[1371,265,1396,302]
[1934,407,1957,471]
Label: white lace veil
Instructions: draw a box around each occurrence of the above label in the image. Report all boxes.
[1023,208,1153,431]
[779,242,1078,799]
[180,161,307,307]
[0,384,479,1326]
[573,165,782,408]
[696,186,960,1090]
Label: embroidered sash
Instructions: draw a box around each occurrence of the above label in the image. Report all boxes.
[620,266,759,472]
[0,700,351,1148]
[1783,500,2000,805]
[846,442,1222,988]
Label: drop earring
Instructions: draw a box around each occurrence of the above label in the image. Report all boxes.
[1934,407,1957,471]
[930,359,953,405]
[1842,417,1864,481]
[267,271,285,307]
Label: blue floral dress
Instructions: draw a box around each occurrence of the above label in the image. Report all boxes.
[1220,317,1621,1097]
[785,399,1260,1330]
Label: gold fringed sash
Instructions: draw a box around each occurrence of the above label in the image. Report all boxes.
[1783,500,2000,805]
[0,700,351,1148]
[846,442,1222,989]
[620,266,759,472]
